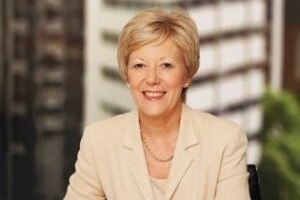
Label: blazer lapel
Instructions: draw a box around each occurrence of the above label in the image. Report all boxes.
[122,110,154,200]
[165,105,199,200]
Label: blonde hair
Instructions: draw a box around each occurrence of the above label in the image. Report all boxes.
[117,8,200,99]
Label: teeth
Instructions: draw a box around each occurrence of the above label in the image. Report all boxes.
[144,91,164,98]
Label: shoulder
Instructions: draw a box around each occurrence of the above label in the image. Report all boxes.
[82,110,136,147]
[86,110,134,133]
[185,105,241,131]
[184,105,246,143]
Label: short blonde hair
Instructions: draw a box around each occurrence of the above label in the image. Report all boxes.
[117,8,200,81]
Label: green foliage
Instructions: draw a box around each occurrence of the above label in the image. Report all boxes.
[259,89,300,200]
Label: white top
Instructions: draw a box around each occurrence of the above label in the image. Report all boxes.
[150,177,168,200]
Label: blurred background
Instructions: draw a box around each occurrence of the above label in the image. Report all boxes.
[0,0,300,199]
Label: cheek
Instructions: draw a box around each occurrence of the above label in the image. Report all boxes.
[165,73,187,88]
[127,72,142,88]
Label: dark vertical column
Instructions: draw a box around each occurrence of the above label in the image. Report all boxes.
[10,0,36,199]
[0,0,7,198]
[63,0,84,188]
[283,0,300,95]
[4,0,14,198]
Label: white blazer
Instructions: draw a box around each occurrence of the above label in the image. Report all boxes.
[64,104,251,200]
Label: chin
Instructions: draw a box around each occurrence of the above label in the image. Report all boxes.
[139,107,165,118]
[138,102,181,119]
[135,102,163,115]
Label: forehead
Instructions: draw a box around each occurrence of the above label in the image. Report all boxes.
[129,38,183,60]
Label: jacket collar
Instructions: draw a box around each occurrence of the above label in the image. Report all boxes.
[122,109,154,199]
[165,104,199,199]
[122,104,199,200]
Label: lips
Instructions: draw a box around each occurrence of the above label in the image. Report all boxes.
[142,91,166,100]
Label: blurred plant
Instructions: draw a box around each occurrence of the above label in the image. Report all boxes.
[259,88,300,200]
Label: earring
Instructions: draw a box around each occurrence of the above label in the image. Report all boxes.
[126,83,130,88]
[183,82,189,87]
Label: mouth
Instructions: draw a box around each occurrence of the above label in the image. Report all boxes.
[142,91,166,100]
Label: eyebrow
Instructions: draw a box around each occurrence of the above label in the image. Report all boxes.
[129,56,175,63]
[128,57,145,62]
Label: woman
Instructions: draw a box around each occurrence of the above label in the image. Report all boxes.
[64,9,250,200]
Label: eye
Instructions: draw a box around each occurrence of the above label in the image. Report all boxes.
[161,62,174,69]
[133,63,145,69]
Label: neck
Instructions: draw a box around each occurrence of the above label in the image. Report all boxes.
[139,104,183,138]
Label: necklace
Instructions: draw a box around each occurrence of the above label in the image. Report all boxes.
[140,124,174,162]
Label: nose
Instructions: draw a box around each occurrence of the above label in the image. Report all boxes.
[145,66,160,85]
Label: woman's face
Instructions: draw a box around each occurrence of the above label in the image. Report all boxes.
[127,38,190,118]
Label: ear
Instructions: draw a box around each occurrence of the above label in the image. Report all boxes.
[183,78,192,88]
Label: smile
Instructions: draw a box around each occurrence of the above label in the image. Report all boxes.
[143,91,166,99]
